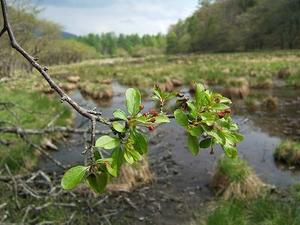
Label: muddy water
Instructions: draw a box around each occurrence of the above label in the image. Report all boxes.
[38,83,300,224]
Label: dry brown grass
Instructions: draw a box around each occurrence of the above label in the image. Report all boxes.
[223,78,250,99]
[211,157,267,200]
[108,157,153,192]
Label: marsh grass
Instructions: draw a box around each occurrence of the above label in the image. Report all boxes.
[290,183,300,201]
[0,85,72,172]
[78,81,113,100]
[263,96,278,110]
[41,50,300,88]
[274,140,300,167]
[195,195,300,225]
[212,157,266,200]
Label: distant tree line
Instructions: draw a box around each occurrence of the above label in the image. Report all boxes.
[0,1,99,77]
[167,0,300,53]
[76,33,166,57]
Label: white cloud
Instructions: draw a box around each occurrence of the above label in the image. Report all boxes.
[36,0,197,35]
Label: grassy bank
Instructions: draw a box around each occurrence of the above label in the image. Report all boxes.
[0,85,72,172]
[42,50,300,88]
[193,193,300,225]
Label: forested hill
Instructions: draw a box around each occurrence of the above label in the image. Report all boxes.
[76,33,166,57]
[166,0,300,54]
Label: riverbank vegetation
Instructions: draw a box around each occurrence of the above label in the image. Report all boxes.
[0,85,72,172]
[193,192,300,225]
[45,51,300,90]
[211,157,266,200]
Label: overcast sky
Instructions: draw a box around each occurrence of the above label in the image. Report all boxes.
[33,0,198,35]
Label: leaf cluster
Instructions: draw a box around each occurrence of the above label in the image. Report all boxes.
[61,84,243,193]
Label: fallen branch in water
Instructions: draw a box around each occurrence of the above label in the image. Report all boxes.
[0,126,111,136]
[18,133,67,169]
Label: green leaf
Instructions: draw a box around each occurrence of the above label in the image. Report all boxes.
[112,122,125,133]
[211,103,230,111]
[201,112,218,126]
[94,150,102,161]
[188,125,203,137]
[61,166,88,190]
[155,114,170,124]
[96,136,120,150]
[97,158,118,177]
[131,130,148,154]
[106,163,118,177]
[130,150,142,161]
[187,134,200,156]
[187,101,198,119]
[126,88,141,116]
[113,109,128,121]
[232,132,244,143]
[195,85,210,108]
[219,96,232,104]
[223,145,238,158]
[152,86,163,101]
[174,109,189,127]
[224,132,244,145]
[87,173,108,194]
[124,151,134,164]
[111,147,123,176]
[200,138,212,149]
[207,130,226,145]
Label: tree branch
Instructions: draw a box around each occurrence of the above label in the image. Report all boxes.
[0,0,111,163]
[0,26,6,38]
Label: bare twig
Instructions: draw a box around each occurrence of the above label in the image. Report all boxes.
[0,26,6,37]
[45,111,65,128]
[90,118,96,160]
[18,133,67,169]
[22,205,33,224]
[0,202,7,210]
[124,197,139,211]
[4,164,20,209]
[63,211,76,225]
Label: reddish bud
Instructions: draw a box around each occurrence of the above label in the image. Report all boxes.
[149,108,158,117]
[218,111,226,118]
[150,118,156,123]
[139,104,144,111]
[147,125,155,131]
[217,108,231,118]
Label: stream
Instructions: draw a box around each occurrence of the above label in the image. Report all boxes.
[38,82,300,224]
